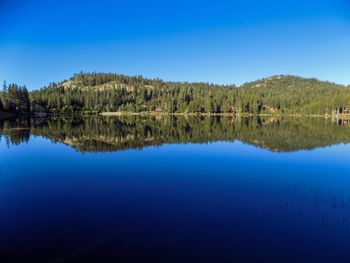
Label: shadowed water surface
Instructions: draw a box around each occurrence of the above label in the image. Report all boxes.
[1,116,350,262]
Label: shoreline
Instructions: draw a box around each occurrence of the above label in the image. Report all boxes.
[2,111,350,119]
[99,111,350,119]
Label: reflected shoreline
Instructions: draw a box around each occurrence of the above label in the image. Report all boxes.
[1,115,350,153]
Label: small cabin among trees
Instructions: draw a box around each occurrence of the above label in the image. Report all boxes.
[227,106,237,114]
[261,105,278,114]
[332,106,350,116]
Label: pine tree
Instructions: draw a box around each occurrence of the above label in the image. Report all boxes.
[0,95,3,111]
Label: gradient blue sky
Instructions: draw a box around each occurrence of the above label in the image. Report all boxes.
[0,0,349,90]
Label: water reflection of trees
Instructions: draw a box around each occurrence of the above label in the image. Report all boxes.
[0,118,31,146]
[1,116,350,152]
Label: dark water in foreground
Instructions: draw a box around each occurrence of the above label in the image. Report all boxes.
[1,116,350,263]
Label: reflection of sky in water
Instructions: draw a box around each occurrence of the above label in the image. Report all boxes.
[1,136,350,262]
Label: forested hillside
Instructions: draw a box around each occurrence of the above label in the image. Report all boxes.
[2,73,350,115]
[29,73,237,114]
[239,76,350,114]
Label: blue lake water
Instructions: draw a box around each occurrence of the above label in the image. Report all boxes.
[1,116,350,262]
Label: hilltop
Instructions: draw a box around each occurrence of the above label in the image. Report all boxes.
[239,75,349,114]
[2,73,350,116]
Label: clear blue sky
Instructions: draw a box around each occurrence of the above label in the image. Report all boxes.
[1,0,349,90]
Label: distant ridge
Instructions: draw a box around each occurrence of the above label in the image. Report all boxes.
[2,73,350,116]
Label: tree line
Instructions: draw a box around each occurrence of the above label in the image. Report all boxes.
[2,73,350,115]
[0,81,30,114]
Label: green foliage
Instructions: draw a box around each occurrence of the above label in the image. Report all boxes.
[27,73,350,115]
[30,72,236,114]
[0,95,3,111]
[1,82,30,114]
[240,76,350,114]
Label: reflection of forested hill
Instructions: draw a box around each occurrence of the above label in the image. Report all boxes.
[1,116,350,152]
[31,116,238,152]
[0,118,31,145]
[236,117,350,152]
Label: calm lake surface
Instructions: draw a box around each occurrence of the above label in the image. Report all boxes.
[1,116,350,263]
